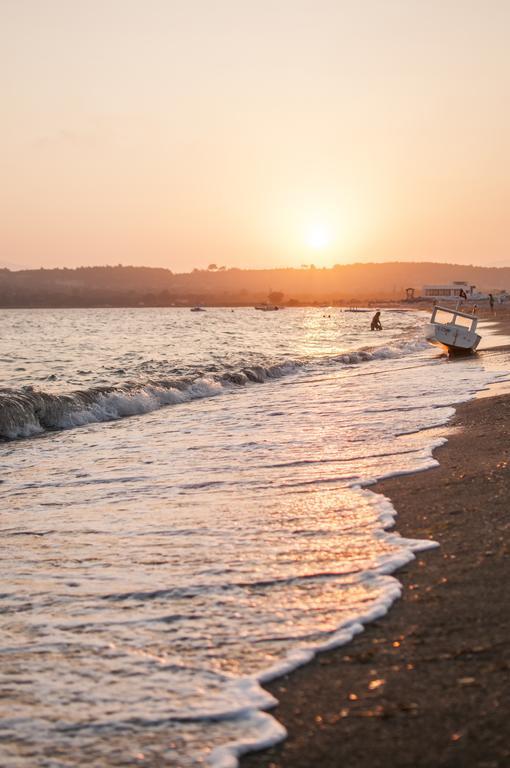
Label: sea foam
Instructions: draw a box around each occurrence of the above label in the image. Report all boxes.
[206,486,438,768]
[0,335,428,441]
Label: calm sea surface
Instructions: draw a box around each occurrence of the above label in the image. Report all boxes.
[0,308,502,767]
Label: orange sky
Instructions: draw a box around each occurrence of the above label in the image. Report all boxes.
[1,0,509,271]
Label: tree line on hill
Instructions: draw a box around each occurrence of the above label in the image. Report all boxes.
[0,262,509,308]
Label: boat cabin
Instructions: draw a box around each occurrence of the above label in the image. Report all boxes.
[430,306,478,334]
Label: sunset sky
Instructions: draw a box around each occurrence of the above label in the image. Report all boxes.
[1,0,509,271]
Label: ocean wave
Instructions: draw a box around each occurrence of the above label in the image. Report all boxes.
[0,378,224,440]
[331,337,428,366]
[0,337,428,441]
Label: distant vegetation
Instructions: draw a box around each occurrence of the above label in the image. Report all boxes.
[0,263,509,308]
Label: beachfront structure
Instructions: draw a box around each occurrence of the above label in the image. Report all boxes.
[421,282,479,301]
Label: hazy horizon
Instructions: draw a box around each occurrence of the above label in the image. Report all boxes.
[4,258,510,275]
[2,0,509,271]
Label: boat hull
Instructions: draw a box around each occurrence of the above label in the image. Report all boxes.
[425,322,481,354]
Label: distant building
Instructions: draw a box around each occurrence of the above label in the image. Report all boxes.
[422,281,479,300]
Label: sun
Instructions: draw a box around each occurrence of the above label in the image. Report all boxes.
[306,224,332,252]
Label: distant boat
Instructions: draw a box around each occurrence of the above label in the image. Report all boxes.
[425,305,481,354]
[190,306,206,312]
[343,307,370,313]
[254,303,281,311]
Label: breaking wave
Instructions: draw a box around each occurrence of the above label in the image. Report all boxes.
[0,337,428,441]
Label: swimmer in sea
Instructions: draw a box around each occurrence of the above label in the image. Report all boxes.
[370,311,382,331]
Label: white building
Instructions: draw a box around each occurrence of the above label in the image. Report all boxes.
[421,282,483,301]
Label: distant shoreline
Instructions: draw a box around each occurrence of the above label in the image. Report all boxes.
[241,326,510,768]
[2,262,510,310]
[0,301,422,310]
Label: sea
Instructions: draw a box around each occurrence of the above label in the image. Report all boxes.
[0,307,505,767]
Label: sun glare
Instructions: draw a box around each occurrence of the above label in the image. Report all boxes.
[306,224,332,252]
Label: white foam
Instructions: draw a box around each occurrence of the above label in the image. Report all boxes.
[0,324,430,442]
[205,483,439,768]
[0,377,226,439]
[204,431,453,768]
[209,712,286,768]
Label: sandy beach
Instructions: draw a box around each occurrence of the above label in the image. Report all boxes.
[242,311,510,768]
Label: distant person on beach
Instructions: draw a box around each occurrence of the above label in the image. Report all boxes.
[472,304,478,314]
[370,311,382,331]
[489,293,495,312]
[459,288,467,301]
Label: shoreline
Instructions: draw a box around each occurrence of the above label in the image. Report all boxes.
[241,339,510,767]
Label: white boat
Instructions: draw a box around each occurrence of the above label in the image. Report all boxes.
[254,303,280,311]
[425,305,481,354]
[190,306,206,312]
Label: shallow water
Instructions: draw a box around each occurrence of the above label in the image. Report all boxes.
[0,308,504,767]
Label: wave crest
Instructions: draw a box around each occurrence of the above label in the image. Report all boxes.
[0,337,428,440]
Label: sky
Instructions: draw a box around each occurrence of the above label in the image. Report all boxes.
[1,0,509,271]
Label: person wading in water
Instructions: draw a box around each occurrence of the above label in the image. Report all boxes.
[370,311,382,331]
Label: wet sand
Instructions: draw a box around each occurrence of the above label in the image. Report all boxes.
[242,311,510,768]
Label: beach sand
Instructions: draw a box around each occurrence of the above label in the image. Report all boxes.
[242,311,510,768]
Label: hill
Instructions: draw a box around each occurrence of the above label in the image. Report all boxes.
[0,262,509,307]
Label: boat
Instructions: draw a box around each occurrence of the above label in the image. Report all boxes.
[425,305,481,354]
[254,303,281,311]
[190,306,206,312]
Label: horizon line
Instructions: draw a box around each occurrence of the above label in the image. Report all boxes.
[3,260,510,274]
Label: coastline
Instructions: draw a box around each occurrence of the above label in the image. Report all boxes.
[241,327,510,767]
